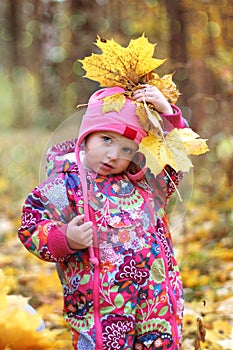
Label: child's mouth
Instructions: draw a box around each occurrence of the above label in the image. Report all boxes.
[101,162,114,170]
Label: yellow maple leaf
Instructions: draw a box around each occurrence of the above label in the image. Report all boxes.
[124,35,165,78]
[139,131,192,175]
[171,128,209,155]
[139,128,209,175]
[101,93,127,113]
[149,72,181,104]
[142,100,163,134]
[79,34,165,88]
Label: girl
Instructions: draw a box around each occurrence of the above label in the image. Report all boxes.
[18,85,187,349]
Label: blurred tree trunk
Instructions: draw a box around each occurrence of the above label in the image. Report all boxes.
[221,5,233,98]
[36,0,67,126]
[6,0,27,127]
[164,0,188,67]
[165,0,222,131]
[187,6,221,132]
[164,0,191,121]
[71,0,101,55]
[7,0,20,67]
[70,0,104,103]
[28,0,42,71]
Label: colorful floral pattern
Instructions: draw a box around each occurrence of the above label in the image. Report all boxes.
[102,315,135,349]
[18,139,184,349]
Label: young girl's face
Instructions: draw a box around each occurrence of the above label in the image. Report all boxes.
[83,131,138,175]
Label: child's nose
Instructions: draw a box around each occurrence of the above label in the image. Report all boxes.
[107,146,120,159]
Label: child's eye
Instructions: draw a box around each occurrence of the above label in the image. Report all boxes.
[103,136,112,144]
[122,147,133,154]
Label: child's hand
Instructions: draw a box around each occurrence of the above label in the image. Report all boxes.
[66,214,93,250]
[132,84,173,114]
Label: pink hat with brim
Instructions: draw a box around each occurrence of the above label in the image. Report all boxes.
[75,87,147,160]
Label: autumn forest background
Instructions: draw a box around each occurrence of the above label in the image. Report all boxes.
[0,0,233,349]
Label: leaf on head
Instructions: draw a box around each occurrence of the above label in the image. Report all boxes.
[101,93,127,114]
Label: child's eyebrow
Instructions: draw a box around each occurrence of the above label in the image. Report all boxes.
[101,132,113,137]
[121,142,139,152]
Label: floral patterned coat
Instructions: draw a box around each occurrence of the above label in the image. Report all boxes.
[18,134,184,350]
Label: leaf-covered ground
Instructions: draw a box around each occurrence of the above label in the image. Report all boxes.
[0,129,232,349]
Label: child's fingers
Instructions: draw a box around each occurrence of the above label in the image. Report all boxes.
[132,84,172,114]
[71,215,93,230]
[67,215,93,246]
[71,214,85,225]
[76,221,93,242]
[79,228,93,247]
[66,226,93,249]
[133,85,158,100]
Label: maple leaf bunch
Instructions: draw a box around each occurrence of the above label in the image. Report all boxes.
[79,34,180,136]
[79,34,209,176]
[79,34,180,102]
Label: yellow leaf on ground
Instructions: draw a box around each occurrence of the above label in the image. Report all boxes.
[0,300,59,349]
[205,319,233,347]
[209,248,233,261]
[181,269,200,288]
[0,269,18,296]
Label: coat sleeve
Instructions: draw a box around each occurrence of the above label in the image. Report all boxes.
[18,175,77,262]
[161,104,188,131]
[144,165,183,210]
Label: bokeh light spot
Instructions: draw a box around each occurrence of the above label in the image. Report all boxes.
[175,68,188,81]
[202,97,218,114]
[96,0,109,5]
[48,46,67,63]
[68,14,87,30]
[10,144,28,163]
[11,66,35,89]
[173,20,181,34]
[52,13,68,29]
[1,28,13,41]
[205,21,221,38]
[72,61,84,76]
[26,20,40,36]
[22,2,34,15]
[19,31,33,48]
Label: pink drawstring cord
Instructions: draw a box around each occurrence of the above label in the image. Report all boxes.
[76,151,99,266]
[88,246,99,266]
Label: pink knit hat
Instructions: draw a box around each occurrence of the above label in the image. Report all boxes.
[75,87,147,160]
